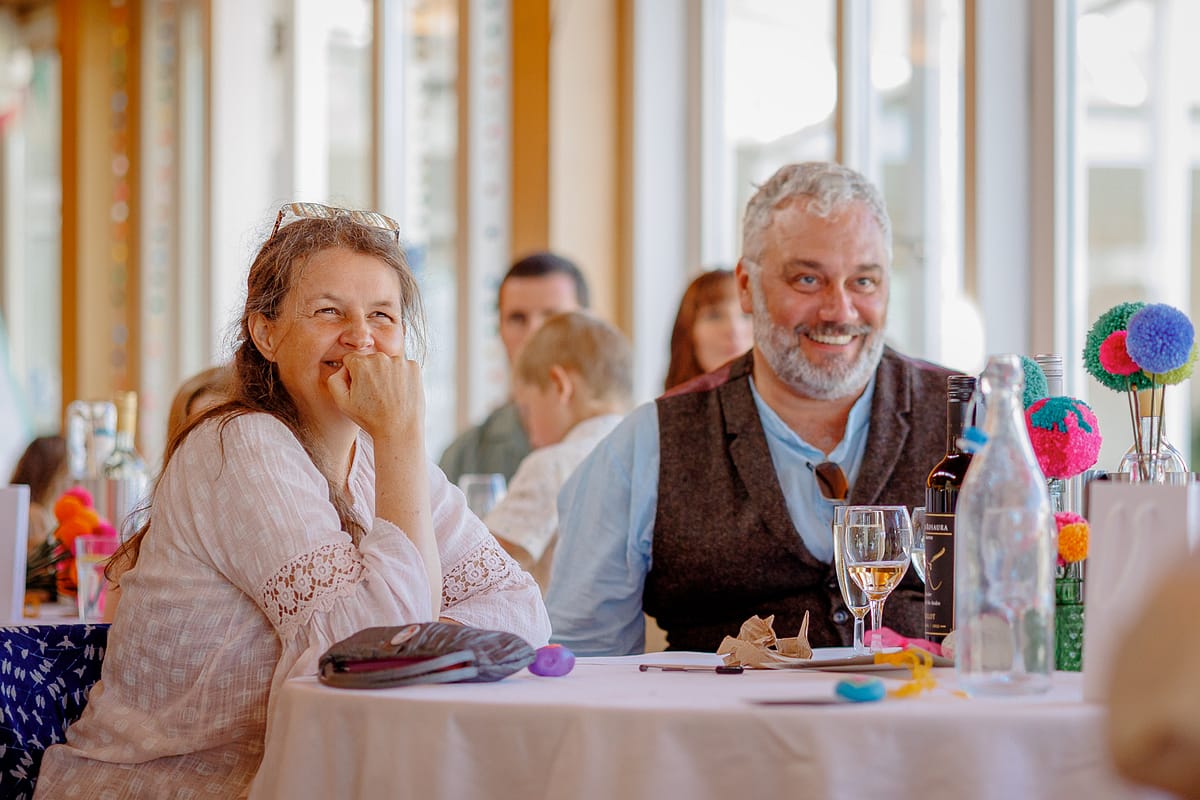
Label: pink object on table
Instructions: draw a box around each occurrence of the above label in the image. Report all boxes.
[863,627,944,658]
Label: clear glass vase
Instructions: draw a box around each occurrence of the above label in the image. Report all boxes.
[1119,415,1188,483]
[1054,561,1084,672]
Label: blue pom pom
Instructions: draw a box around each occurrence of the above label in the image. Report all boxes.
[1126,304,1195,375]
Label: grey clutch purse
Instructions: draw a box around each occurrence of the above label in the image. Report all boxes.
[318,622,536,689]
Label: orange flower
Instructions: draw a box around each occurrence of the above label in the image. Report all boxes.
[1058,522,1089,563]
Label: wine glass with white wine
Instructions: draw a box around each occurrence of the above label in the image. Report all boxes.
[842,506,913,653]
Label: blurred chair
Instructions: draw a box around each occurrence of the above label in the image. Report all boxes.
[0,623,108,799]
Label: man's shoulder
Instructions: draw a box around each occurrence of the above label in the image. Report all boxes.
[443,402,522,445]
[438,402,530,481]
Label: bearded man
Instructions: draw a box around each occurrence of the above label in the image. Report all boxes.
[546,162,958,655]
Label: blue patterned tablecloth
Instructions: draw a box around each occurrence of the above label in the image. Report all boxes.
[0,624,108,800]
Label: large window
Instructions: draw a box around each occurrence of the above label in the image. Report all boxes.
[714,0,837,262]
[864,1,968,370]
[0,11,60,449]
[391,0,458,457]
[708,1,969,370]
[1075,0,1197,469]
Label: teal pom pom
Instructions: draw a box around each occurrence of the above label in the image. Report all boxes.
[1020,356,1049,407]
[1028,396,1096,434]
[1083,302,1153,392]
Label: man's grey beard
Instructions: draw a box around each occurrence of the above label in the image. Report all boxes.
[750,277,885,400]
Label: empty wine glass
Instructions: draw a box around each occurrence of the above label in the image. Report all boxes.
[842,506,912,653]
[910,507,927,584]
[832,505,871,655]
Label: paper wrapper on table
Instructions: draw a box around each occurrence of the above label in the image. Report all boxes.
[718,612,813,667]
[1081,481,1200,701]
[0,485,29,623]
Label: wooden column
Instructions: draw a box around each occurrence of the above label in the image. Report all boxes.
[510,0,550,258]
[59,0,141,412]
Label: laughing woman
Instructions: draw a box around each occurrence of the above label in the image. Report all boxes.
[34,206,551,799]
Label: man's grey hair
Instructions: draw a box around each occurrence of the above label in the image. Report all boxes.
[741,162,892,265]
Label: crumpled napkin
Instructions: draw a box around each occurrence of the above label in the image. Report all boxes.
[717,613,813,668]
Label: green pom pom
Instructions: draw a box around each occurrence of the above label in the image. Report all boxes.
[1083,302,1154,392]
[1020,356,1049,407]
[1149,342,1198,385]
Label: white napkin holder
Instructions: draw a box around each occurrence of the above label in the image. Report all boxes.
[0,484,30,623]
[1082,480,1200,701]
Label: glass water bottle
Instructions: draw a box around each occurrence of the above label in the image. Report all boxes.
[954,355,1057,696]
[102,390,150,538]
[1033,353,1068,512]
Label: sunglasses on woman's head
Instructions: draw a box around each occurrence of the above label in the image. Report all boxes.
[272,202,402,242]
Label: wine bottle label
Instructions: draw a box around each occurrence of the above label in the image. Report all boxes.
[923,509,956,642]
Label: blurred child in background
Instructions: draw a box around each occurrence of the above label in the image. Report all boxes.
[485,311,632,592]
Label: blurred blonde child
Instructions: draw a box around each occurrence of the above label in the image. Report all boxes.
[484,311,632,592]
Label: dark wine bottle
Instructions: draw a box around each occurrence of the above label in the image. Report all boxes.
[923,375,976,643]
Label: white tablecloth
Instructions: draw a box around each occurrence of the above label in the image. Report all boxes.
[251,651,1164,800]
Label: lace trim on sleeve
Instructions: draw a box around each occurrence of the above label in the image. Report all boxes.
[442,539,522,607]
[259,542,365,637]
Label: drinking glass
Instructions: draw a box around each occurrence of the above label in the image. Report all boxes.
[910,507,927,584]
[842,506,912,653]
[76,535,119,622]
[832,505,871,654]
[458,473,507,518]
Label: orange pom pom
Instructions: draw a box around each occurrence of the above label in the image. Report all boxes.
[75,507,100,531]
[53,494,84,523]
[55,516,95,552]
[1057,522,1089,563]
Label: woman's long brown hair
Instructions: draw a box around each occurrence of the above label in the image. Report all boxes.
[106,216,426,582]
[663,269,737,391]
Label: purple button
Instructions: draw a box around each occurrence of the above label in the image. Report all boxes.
[529,644,575,677]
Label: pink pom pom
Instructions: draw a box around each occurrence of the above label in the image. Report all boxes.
[1098,331,1140,375]
[94,521,119,539]
[64,485,94,508]
[1026,397,1103,480]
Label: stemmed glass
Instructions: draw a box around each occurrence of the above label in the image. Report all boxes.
[909,507,927,584]
[832,505,871,655]
[842,506,913,653]
[458,473,507,518]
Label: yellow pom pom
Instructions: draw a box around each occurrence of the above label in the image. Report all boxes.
[1058,522,1089,563]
